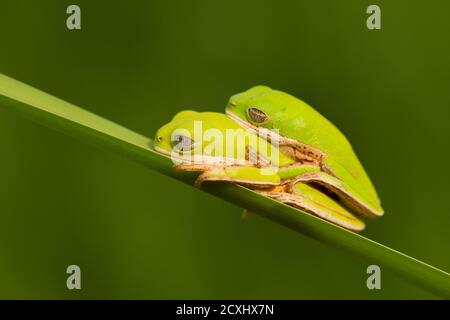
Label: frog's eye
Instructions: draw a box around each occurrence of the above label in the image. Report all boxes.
[247,107,270,124]
[172,134,196,151]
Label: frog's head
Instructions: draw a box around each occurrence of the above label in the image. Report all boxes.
[225,85,291,132]
[154,110,202,157]
[154,111,249,162]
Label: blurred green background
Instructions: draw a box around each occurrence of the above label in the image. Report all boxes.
[1,0,449,299]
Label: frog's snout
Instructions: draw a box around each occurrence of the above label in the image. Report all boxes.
[226,102,236,110]
[153,132,164,149]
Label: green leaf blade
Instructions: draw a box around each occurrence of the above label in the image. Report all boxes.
[1,73,449,298]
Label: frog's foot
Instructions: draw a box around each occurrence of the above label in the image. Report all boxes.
[289,171,384,218]
[241,209,252,220]
[173,163,220,172]
[173,164,227,187]
[193,168,228,188]
[260,183,365,232]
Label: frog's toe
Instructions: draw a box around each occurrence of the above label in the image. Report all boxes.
[240,209,252,220]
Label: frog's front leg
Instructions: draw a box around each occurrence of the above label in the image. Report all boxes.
[260,183,365,232]
[174,163,228,188]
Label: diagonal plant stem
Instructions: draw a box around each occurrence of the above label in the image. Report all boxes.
[1,73,449,298]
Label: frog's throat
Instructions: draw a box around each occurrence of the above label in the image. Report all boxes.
[154,145,255,166]
[226,110,326,165]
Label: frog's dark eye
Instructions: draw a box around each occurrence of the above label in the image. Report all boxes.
[247,107,270,124]
[172,134,196,151]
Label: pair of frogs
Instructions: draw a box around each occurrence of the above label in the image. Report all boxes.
[154,86,383,232]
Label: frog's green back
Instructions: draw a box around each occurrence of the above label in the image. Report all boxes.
[228,86,381,209]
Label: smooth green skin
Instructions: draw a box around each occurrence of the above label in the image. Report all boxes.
[226,86,383,217]
[154,111,365,231]
[155,110,308,176]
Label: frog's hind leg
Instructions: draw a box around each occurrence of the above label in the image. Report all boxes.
[290,171,384,218]
[174,164,283,189]
[260,183,365,232]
